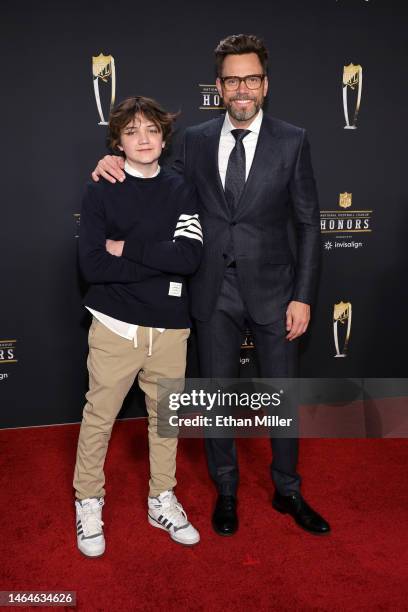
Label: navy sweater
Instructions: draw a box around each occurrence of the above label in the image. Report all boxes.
[78,167,203,328]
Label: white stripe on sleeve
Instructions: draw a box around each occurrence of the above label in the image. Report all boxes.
[174,228,203,243]
[173,213,203,243]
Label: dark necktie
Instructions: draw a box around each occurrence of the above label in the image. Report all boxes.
[224,129,250,213]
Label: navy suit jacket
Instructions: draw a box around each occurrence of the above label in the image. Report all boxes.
[173,113,321,324]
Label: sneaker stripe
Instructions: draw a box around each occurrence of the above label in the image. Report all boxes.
[173,522,191,532]
[158,514,163,522]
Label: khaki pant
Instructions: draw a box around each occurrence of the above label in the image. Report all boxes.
[73,318,190,499]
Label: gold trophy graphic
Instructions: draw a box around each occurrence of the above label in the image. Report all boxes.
[241,328,255,349]
[342,63,362,129]
[333,301,352,357]
[92,53,116,125]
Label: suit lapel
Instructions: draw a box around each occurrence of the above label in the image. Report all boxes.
[233,115,282,221]
[199,116,230,216]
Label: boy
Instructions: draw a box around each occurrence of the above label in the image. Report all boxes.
[73,96,203,556]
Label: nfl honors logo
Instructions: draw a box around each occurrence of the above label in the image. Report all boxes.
[339,193,352,209]
[342,63,362,129]
[199,84,225,110]
[320,192,372,245]
[241,329,255,349]
[92,53,116,125]
[0,340,18,364]
[333,302,352,358]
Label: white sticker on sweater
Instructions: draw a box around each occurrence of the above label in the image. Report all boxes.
[168,282,182,297]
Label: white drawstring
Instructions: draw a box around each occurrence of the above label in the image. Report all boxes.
[148,327,153,356]
[133,325,153,355]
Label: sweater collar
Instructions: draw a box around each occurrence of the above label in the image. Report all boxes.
[124,161,161,178]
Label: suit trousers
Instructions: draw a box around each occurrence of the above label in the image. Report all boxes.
[195,267,302,496]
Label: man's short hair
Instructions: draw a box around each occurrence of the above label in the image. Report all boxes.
[214,34,269,76]
[107,96,179,154]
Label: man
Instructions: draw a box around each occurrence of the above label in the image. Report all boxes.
[75,96,202,557]
[94,35,330,537]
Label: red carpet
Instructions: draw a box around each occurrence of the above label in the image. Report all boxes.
[0,421,407,611]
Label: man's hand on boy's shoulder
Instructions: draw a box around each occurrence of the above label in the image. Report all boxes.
[92,155,126,184]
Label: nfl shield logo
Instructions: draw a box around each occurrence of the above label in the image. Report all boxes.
[339,192,352,208]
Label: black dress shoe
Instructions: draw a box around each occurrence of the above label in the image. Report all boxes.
[272,491,331,535]
[212,495,238,536]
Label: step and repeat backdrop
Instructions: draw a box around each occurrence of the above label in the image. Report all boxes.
[1,0,407,427]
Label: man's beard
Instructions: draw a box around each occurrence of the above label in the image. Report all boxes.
[226,94,263,122]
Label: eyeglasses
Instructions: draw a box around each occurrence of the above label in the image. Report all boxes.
[220,74,265,91]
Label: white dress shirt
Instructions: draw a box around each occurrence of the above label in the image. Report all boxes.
[86,161,164,354]
[218,108,263,188]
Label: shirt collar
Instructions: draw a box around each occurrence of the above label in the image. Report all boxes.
[124,161,161,178]
[221,108,263,136]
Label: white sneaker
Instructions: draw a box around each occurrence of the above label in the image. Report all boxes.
[75,497,105,557]
[148,490,200,546]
